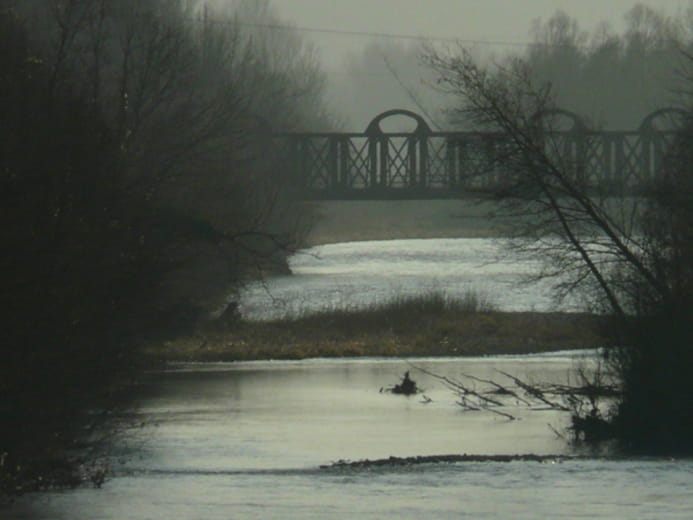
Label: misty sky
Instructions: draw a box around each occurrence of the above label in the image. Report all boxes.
[270,0,690,129]
[274,0,688,68]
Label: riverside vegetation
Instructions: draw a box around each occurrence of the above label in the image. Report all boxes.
[1,0,333,501]
[424,27,693,454]
[149,292,604,362]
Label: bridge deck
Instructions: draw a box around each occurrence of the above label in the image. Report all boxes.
[272,108,685,200]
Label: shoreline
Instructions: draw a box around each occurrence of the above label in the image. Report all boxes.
[145,310,605,363]
[162,349,599,369]
[301,199,510,246]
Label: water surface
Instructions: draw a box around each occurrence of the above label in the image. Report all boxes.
[7,239,690,519]
[8,355,692,519]
[239,238,576,319]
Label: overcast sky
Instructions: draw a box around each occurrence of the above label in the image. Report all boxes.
[274,0,689,69]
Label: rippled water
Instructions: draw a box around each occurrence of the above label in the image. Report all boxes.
[239,238,577,320]
[8,355,693,519]
[7,239,692,519]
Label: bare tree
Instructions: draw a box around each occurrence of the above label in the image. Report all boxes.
[0,0,333,495]
[13,0,326,318]
[423,44,692,453]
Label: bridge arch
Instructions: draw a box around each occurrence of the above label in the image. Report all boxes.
[638,107,688,132]
[365,109,432,135]
[635,108,688,183]
[532,108,587,132]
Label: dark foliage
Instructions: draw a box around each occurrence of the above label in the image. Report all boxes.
[0,1,326,497]
[607,308,693,454]
[1,9,136,495]
[604,118,693,454]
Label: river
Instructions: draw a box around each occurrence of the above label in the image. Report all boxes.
[239,238,577,319]
[8,355,692,519]
[6,239,692,519]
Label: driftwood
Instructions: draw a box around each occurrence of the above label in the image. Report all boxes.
[321,453,585,470]
[497,371,570,411]
[379,362,621,444]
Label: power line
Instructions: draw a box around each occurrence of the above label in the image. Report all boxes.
[192,17,683,53]
[189,14,533,48]
[382,55,444,130]
[230,20,533,48]
[168,11,685,55]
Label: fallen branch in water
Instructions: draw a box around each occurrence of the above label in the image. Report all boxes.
[413,365,518,420]
[459,372,533,406]
[409,363,622,443]
[497,370,571,411]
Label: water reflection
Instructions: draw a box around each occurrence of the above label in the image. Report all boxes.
[8,354,693,520]
[239,238,576,320]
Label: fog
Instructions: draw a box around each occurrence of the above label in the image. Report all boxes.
[273,0,691,131]
[3,0,692,513]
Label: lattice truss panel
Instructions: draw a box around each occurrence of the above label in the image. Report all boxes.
[425,137,450,188]
[616,135,643,185]
[580,135,611,185]
[570,134,641,187]
[272,119,679,196]
[385,137,411,187]
[540,134,585,182]
[343,137,370,188]
[452,136,503,189]
[643,133,678,183]
[303,138,330,189]
[537,134,607,188]
[549,133,677,188]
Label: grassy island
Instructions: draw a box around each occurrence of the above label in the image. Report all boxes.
[145,293,604,363]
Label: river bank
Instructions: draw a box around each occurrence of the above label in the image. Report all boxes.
[145,306,604,363]
[302,199,509,246]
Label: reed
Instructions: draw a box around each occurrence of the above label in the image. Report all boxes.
[282,289,497,326]
[148,290,603,362]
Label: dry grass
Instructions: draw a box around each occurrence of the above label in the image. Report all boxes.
[144,292,604,362]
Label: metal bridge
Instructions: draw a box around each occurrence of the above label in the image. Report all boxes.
[272,108,686,199]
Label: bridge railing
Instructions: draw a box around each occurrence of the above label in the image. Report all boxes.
[272,108,686,199]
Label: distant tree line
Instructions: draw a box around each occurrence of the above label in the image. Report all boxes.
[525,6,687,129]
[333,4,690,131]
[0,0,332,497]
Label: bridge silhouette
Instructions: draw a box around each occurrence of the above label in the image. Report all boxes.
[273,108,685,200]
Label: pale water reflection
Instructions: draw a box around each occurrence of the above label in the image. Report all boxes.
[8,354,693,519]
[239,238,578,320]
